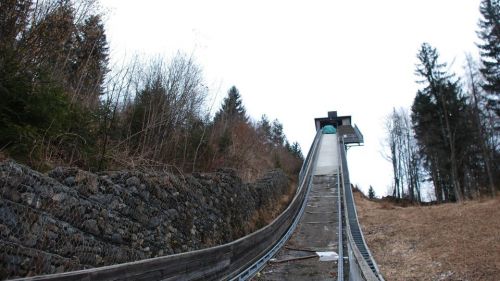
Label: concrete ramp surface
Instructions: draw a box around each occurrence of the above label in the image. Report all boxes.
[314,134,338,176]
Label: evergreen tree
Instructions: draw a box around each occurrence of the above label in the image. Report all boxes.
[212,86,247,158]
[257,114,272,144]
[271,119,285,147]
[30,3,77,79]
[465,56,497,197]
[0,0,31,50]
[218,128,232,153]
[290,141,304,160]
[412,43,469,202]
[477,0,500,116]
[0,0,101,167]
[368,186,376,199]
[213,86,247,125]
[72,14,109,107]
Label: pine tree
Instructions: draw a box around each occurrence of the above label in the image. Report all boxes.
[0,0,31,50]
[412,43,469,202]
[257,114,272,144]
[72,14,109,107]
[212,86,247,158]
[213,86,247,125]
[290,141,304,160]
[465,56,497,197]
[30,3,77,79]
[271,119,285,147]
[368,186,376,199]
[477,0,500,116]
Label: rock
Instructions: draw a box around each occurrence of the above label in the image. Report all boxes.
[56,265,65,273]
[139,191,150,201]
[167,209,178,219]
[149,216,161,228]
[7,188,21,203]
[75,171,98,194]
[111,233,123,244]
[24,235,38,247]
[22,193,41,208]
[168,226,177,233]
[64,177,75,186]
[0,206,18,226]
[83,219,100,235]
[51,193,66,202]
[153,186,168,201]
[126,176,141,187]
[95,255,103,265]
[46,231,58,240]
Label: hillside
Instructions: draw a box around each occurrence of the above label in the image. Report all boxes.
[354,190,500,281]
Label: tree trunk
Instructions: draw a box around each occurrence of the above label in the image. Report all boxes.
[436,87,463,202]
[466,58,496,197]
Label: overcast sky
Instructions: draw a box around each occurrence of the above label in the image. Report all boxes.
[101,0,482,197]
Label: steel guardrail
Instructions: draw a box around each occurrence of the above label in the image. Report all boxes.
[339,138,384,281]
[15,131,323,281]
[353,125,364,144]
[337,167,344,281]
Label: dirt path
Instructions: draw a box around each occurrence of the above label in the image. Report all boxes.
[354,191,500,281]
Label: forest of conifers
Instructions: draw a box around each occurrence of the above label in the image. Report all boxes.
[0,0,304,180]
[384,0,499,203]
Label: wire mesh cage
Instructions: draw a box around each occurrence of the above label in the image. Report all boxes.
[0,160,289,280]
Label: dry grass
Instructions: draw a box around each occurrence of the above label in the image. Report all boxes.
[354,190,500,281]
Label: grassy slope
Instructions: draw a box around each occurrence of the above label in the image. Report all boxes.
[354,190,500,281]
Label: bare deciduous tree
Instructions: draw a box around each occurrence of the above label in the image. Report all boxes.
[384,108,421,202]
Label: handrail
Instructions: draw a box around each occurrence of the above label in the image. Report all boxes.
[353,125,364,144]
[337,166,344,281]
[339,138,384,281]
[16,131,323,281]
[299,130,321,184]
